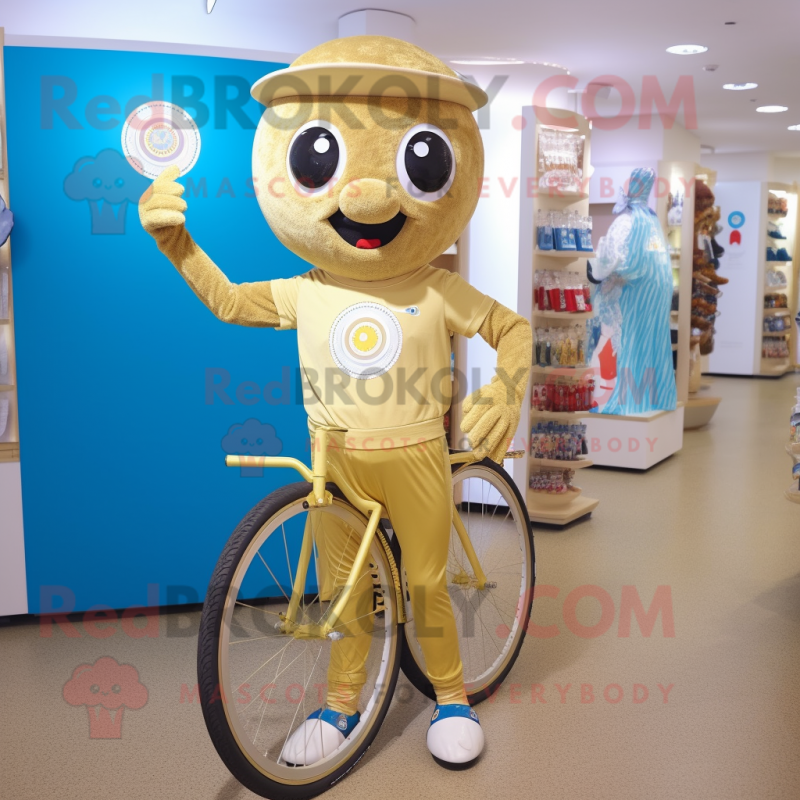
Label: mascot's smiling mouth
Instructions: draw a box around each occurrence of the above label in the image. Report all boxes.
[328,209,407,250]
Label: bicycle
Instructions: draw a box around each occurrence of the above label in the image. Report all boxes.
[197,426,535,800]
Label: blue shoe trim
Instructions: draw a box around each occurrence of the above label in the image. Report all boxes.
[429,703,480,725]
[307,708,360,737]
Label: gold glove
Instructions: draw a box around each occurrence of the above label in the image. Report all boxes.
[461,302,532,463]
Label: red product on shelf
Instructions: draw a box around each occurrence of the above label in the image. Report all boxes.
[564,283,578,313]
[547,285,560,312]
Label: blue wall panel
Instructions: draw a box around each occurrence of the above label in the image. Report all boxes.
[5,47,309,613]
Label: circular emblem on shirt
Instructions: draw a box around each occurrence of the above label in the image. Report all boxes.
[121,101,201,179]
[329,302,403,380]
[336,714,348,731]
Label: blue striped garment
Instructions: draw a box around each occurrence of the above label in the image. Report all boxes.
[588,168,677,415]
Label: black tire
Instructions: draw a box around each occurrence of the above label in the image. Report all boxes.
[198,482,402,800]
[398,457,535,706]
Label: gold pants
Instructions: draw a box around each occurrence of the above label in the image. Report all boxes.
[312,435,466,714]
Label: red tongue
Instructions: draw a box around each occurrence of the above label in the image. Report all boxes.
[356,238,381,249]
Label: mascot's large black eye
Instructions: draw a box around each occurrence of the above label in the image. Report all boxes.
[289,127,340,190]
[404,131,452,193]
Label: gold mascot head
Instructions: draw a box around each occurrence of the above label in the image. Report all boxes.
[250,36,488,282]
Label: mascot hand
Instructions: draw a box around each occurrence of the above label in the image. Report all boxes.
[139,165,187,235]
[461,378,520,463]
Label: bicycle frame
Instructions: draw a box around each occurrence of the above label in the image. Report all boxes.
[225,427,522,641]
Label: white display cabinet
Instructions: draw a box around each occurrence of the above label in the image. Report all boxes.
[517,106,599,525]
[657,161,721,429]
[708,181,798,377]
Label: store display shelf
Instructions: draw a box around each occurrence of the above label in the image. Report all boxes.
[0,318,9,324]
[530,457,593,469]
[536,189,589,200]
[533,309,594,320]
[0,442,20,463]
[535,249,596,259]
[531,364,594,375]
[0,384,16,392]
[526,490,599,525]
[527,485,582,506]
[530,409,591,420]
[763,308,791,316]
[684,395,721,430]
[760,359,792,376]
[585,405,686,464]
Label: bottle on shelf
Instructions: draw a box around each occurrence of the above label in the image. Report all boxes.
[553,211,577,251]
[530,375,596,412]
[534,324,590,368]
[582,277,592,313]
[574,214,594,252]
[536,209,554,251]
[574,272,587,312]
[534,271,592,315]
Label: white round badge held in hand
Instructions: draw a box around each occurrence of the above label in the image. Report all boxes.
[121,101,201,180]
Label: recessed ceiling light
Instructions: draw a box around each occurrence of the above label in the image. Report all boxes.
[666,44,708,55]
[756,105,788,113]
[451,57,525,66]
[788,125,800,131]
[723,82,758,90]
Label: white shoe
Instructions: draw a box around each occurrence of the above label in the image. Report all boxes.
[426,704,485,766]
[280,709,360,766]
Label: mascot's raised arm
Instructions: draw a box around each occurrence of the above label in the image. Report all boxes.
[140,35,531,768]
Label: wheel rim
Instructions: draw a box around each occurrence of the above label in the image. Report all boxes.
[404,464,531,696]
[217,498,397,785]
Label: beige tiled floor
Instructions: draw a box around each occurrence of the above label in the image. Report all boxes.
[2,375,800,799]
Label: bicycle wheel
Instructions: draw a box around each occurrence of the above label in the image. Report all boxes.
[198,482,401,800]
[399,458,534,705]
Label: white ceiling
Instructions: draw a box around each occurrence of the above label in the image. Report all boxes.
[3,0,800,155]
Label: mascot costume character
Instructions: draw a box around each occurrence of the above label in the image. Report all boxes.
[140,36,531,768]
